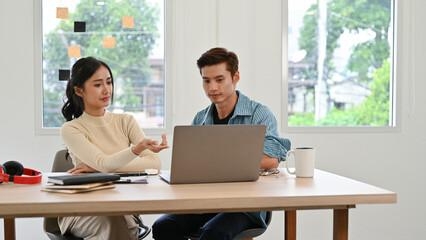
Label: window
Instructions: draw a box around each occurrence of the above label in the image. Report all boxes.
[286,0,396,129]
[36,0,166,134]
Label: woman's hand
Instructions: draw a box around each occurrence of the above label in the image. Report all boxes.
[132,133,169,155]
[149,133,169,153]
[67,163,99,175]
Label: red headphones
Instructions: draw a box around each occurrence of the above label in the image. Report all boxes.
[0,161,42,184]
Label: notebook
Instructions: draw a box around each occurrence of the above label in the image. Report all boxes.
[160,125,266,184]
[47,173,120,185]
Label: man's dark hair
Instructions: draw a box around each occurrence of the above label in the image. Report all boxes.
[196,47,239,77]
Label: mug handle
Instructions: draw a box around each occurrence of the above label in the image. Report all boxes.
[285,150,296,175]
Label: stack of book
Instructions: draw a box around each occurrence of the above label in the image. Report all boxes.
[42,181,115,194]
[42,173,120,194]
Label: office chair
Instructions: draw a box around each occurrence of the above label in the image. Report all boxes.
[185,211,272,240]
[43,149,151,240]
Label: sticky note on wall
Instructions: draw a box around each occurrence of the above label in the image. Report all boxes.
[68,46,81,58]
[103,37,115,48]
[122,16,134,28]
[56,7,68,19]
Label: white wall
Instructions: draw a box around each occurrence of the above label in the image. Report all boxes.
[0,0,425,239]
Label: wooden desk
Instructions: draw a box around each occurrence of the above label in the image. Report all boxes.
[1,169,396,240]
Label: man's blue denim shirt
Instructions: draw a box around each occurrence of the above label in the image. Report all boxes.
[191,90,291,162]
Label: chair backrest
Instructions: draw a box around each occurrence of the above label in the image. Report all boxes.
[51,149,74,172]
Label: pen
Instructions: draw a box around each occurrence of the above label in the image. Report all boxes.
[114,173,148,177]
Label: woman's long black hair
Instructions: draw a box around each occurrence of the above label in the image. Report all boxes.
[61,57,114,121]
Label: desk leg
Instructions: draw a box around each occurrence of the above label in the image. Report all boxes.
[285,210,296,240]
[4,218,16,240]
[333,209,348,240]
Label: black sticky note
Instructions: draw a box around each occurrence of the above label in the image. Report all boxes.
[59,69,70,81]
[74,21,86,32]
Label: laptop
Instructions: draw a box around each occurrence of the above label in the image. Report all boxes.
[160,125,266,184]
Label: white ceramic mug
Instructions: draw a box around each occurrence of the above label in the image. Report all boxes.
[285,147,315,177]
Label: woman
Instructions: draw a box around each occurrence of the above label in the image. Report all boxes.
[60,56,168,239]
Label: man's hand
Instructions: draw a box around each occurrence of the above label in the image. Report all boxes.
[261,154,279,169]
[68,163,99,175]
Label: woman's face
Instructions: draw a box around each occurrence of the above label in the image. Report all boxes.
[74,65,112,116]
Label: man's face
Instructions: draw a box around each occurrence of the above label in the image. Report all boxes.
[201,62,239,106]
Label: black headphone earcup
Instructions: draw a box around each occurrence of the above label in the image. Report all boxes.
[3,161,24,176]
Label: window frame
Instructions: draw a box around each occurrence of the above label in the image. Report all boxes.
[281,0,402,133]
[34,0,172,136]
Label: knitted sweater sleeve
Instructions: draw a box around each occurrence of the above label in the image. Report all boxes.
[115,115,161,172]
[61,121,138,173]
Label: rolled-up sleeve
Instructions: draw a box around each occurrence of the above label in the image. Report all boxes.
[252,105,291,162]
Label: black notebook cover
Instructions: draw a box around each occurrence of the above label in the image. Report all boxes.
[47,173,120,185]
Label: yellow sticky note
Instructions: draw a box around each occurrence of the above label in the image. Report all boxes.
[122,16,134,28]
[103,37,115,48]
[68,46,80,58]
[56,7,68,19]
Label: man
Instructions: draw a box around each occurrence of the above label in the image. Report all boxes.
[152,47,291,240]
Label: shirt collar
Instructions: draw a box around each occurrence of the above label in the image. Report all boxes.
[200,90,252,125]
[233,91,253,116]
